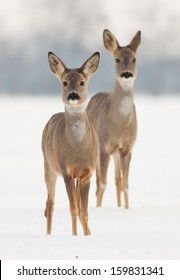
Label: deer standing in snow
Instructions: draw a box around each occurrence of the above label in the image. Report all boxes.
[87,30,141,208]
[42,52,100,235]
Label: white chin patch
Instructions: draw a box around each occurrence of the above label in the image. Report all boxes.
[118,77,134,91]
[65,101,86,115]
[68,99,79,105]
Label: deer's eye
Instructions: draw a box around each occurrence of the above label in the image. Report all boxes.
[132,58,136,63]
[115,58,120,63]
[80,81,85,86]
[63,81,68,86]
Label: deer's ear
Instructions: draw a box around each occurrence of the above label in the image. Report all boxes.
[103,29,119,53]
[48,52,67,78]
[81,52,100,77]
[128,31,141,52]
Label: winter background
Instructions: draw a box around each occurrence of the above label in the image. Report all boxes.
[0,0,180,260]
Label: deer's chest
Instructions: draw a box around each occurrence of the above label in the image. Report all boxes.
[71,121,86,142]
[118,96,132,117]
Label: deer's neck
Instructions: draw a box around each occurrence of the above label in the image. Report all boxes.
[65,106,89,142]
[112,80,134,117]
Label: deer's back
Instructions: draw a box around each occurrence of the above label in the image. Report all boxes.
[42,113,65,174]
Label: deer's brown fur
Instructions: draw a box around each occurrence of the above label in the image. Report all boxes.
[42,52,100,235]
[87,30,141,208]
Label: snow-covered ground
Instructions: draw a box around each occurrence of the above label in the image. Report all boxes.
[0,95,180,259]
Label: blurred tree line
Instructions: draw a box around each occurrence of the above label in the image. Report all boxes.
[0,0,180,95]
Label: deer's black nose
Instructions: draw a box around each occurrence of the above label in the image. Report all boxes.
[67,92,80,101]
[121,72,133,79]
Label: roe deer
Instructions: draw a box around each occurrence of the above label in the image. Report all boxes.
[42,51,100,235]
[87,30,141,208]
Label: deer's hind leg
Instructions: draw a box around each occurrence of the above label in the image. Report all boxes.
[44,159,57,235]
[95,153,101,197]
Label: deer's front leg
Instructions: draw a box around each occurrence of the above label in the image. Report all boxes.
[113,151,122,207]
[79,179,91,236]
[96,148,110,207]
[63,174,78,235]
[121,152,132,209]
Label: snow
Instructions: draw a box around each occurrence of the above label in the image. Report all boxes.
[0,94,180,259]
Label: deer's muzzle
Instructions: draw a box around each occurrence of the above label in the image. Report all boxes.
[121,72,133,79]
[67,92,80,101]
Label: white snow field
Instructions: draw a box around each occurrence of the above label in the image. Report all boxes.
[0,95,180,259]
